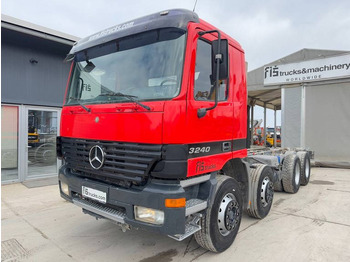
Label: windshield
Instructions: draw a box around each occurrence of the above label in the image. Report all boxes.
[66,28,186,105]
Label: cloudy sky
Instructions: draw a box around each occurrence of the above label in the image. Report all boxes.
[2,0,350,125]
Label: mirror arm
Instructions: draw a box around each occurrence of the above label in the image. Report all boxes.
[197,30,222,118]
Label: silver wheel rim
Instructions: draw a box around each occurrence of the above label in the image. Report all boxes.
[295,162,300,185]
[260,176,273,207]
[305,159,310,179]
[217,193,239,236]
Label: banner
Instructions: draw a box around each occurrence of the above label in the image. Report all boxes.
[264,54,350,85]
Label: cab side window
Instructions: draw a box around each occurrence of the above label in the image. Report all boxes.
[194,39,228,101]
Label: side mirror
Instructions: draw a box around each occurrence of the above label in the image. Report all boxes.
[83,60,95,73]
[211,39,228,82]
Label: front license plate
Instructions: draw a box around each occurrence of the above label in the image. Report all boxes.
[82,186,107,204]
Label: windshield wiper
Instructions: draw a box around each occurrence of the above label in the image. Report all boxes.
[99,92,151,111]
[69,97,91,112]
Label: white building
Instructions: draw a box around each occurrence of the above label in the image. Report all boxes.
[248,49,350,168]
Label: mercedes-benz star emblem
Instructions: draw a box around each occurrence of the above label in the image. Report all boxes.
[89,145,105,169]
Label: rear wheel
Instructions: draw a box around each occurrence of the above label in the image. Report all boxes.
[194,175,242,252]
[247,164,274,219]
[281,154,301,193]
[297,151,311,186]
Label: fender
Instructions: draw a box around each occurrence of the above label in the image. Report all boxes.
[220,158,250,208]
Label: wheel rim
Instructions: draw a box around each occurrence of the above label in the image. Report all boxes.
[295,162,301,185]
[260,176,274,207]
[217,193,240,236]
[305,159,310,179]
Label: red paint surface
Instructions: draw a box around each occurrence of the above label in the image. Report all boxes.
[60,17,248,177]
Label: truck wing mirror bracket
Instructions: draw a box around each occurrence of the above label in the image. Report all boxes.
[197,108,207,118]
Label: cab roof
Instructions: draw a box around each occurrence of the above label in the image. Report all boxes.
[68,9,199,56]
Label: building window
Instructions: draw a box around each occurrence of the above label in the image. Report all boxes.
[27,110,58,177]
[1,105,19,182]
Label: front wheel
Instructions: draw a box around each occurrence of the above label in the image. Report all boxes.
[194,175,242,252]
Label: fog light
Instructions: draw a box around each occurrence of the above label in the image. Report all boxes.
[60,181,70,196]
[134,206,164,225]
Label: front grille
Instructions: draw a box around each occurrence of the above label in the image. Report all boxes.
[61,137,162,184]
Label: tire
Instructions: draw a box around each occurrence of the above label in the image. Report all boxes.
[281,154,301,193]
[297,151,311,186]
[247,164,274,219]
[194,175,242,253]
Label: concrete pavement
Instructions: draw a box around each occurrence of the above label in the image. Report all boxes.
[2,167,350,262]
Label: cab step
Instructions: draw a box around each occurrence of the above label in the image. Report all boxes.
[73,198,126,224]
[168,214,202,241]
[185,199,207,216]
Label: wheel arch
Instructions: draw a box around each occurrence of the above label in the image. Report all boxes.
[220,158,250,208]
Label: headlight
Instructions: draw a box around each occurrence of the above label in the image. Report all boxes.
[134,206,164,225]
[60,181,70,196]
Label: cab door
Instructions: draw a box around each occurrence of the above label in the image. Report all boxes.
[186,32,233,145]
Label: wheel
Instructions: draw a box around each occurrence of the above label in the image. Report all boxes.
[194,175,242,253]
[297,151,311,186]
[247,164,274,219]
[281,154,301,193]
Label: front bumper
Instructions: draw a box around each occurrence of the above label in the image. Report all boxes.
[59,165,189,235]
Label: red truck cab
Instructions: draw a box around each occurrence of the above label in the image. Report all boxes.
[57,9,252,252]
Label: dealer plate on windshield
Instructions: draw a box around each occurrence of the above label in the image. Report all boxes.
[82,186,107,204]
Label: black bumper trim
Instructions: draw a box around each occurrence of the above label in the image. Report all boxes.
[59,165,187,235]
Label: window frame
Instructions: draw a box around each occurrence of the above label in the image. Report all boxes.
[193,37,229,102]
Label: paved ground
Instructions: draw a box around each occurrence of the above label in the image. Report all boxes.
[2,167,350,262]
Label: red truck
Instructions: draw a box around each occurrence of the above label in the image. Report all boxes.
[57,9,311,252]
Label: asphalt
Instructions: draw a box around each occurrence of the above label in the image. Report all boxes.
[2,167,350,262]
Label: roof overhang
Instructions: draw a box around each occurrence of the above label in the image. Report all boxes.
[248,88,281,110]
[1,14,79,45]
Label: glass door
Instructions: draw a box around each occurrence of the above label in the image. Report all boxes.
[1,105,19,182]
[26,108,60,179]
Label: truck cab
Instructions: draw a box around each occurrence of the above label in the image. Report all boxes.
[57,9,310,253]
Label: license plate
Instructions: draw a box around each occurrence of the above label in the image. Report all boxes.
[82,186,107,204]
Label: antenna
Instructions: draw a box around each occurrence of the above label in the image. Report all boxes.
[193,0,198,12]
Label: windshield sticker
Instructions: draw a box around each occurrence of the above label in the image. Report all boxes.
[89,22,135,41]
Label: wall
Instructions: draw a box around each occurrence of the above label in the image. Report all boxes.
[1,28,72,107]
[305,82,350,164]
[281,86,302,148]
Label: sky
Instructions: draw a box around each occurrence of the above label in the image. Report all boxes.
[2,0,350,126]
